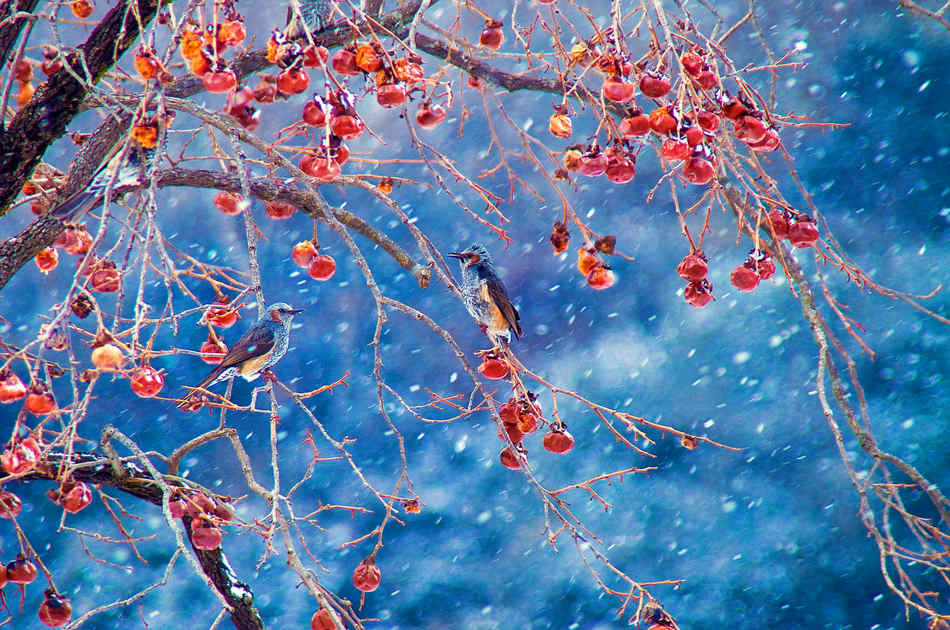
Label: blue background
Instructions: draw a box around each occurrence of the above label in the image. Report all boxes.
[1,1,948,628]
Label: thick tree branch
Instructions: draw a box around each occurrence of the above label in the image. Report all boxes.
[0,0,40,70]
[412,32,570,94]
[156,167,430,285]
[15,451,265,630]
[0,0,430,292]
[0,0,162,217]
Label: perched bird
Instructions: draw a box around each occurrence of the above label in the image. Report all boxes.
[50,125,166,222]
[448,243,523,344]
[284,0,335,39]
[177,303,302,409]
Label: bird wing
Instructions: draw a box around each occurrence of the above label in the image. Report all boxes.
[284,0,333,38]
[485,275,523,338]
[49,189,101,221]
[49,141,148,221]
[176,325,277,409]
[217,324,277,372]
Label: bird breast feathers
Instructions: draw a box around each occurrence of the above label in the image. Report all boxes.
[479,281,510,333]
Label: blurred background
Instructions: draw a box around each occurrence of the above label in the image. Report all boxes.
[1,0,948,628]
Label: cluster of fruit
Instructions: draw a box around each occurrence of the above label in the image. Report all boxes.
[168,490,235,550]
[548,41,783,190]
[3,439,91,512]
[291,240,337,281]
[7,48,64,111]
[1,450,77,626]
[674,207,820,307]
[471,351,576,464]
[170,15,445,183]
[0,547,71,627]
[494,393,575,470]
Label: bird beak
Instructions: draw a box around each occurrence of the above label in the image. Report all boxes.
[289,308,303,315]
[447,252,464,259]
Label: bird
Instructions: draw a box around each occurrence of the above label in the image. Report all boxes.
[448,243,523,344]
[283,0,335,40]
[177,302,302,410]
[50,117,169,222]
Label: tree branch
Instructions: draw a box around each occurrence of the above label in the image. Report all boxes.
[156,167,430,285]
[0,0,162,217]
[17,451,266,630]
[0,0,40,73]
[0,0,432,292]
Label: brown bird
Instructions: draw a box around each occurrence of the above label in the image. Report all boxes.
[177,303,301,409]
[448,243,523,344]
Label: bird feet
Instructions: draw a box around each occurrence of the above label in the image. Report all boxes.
[261,369,278,383]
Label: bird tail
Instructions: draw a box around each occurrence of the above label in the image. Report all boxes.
[49,190,101,222]
[176,367,225,410]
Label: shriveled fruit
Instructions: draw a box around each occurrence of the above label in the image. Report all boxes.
[2,436,41,475]
[265,201,295,219]
[213,191,243,216]
[202,69,237,93]
[311,608,340,630]
[639,73,671,98]
[355,44,383,73]
[766,209,789,240]
[330,114,364,140]
[684,281,713,308]
[376,82,407,108]
[39,591,73,627]
[91,343,124,369]
[602,76,635,103]
[302,100,326,126]
[733,115,768,144]
[49,481,92,514]
[549,113,572,138]
[578,152,607,177]
[90,262,120,292]
[754,257,776,280]
[661,139,690,162]
[620,113,651,137]
[207,302,240,328]
[543,428,575,454]
[577,248,599,275]
[649,107,677,135]
[331,49,360,75]
[200,338,227,365]
[276,68,309,94]
[677,254,708,282]
[292,241,318,268]
[6,555,38,584]
[682,156,715,185]
[788,218,820,248]
[605,156,636,184]
[417,103,447,129]
[0,490,22,518]
[499,447,520,470]
[586,265,615,290]
[26,389,56,415]
[730,265,759,292]
[353,557,382,592]
[0,371,27,403]
[192,522,223,550]
[70,0,94,19]
[479,20,504,50]
[36,247,59,274]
